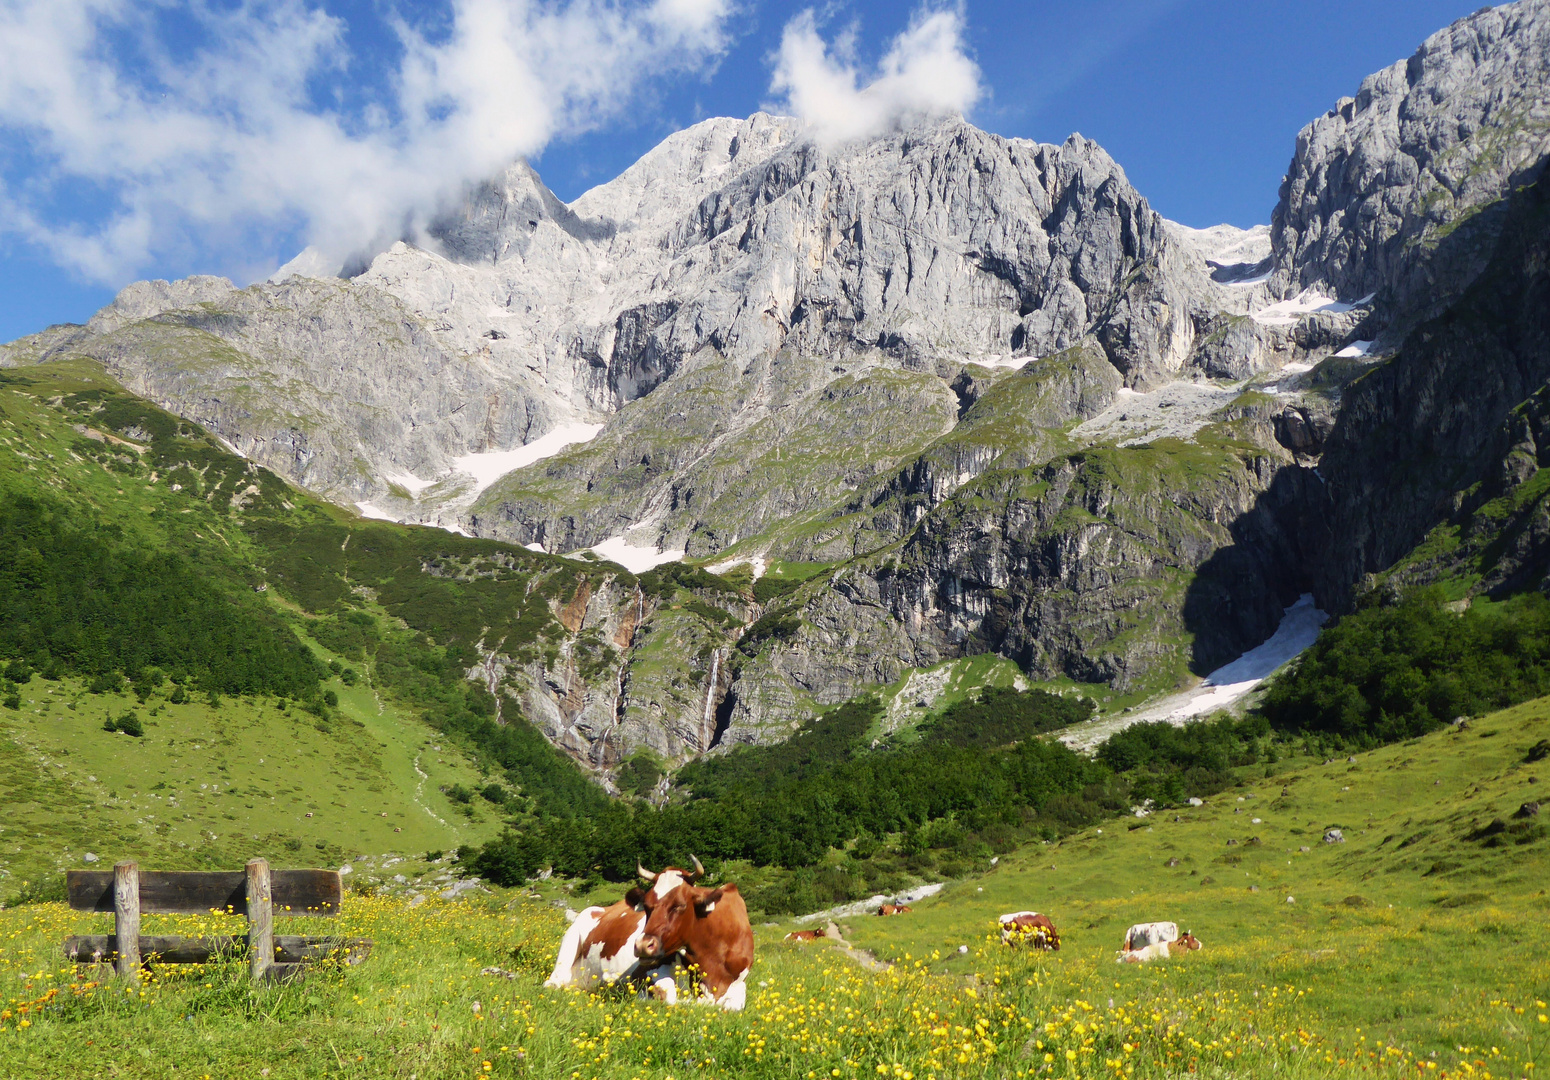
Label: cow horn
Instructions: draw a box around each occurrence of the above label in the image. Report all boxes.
[689,854,706,880]
[638,864,658,883]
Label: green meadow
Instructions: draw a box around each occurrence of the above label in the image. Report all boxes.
[0,668,502,893]
[1,695,1544,1080]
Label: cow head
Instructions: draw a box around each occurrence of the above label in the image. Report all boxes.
[1176,931,1202,951]
[634,858,723,961]
[635,856,703,905]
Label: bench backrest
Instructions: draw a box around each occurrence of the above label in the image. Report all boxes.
[66,868,342,916]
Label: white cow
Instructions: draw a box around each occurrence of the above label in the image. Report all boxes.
[1122,921,1179,951]
[1117,941,1171,963]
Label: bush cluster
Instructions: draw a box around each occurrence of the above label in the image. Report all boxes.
[1261,589,1550,745]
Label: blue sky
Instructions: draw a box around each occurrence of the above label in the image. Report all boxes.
[0,0,1482,342]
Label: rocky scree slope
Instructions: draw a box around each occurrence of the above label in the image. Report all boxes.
[4,1,1550,772]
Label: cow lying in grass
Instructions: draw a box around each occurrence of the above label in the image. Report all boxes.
[544,874,687,1001]
[785,929,822,942]
[877,904,912,916]
[634,859,755,1011]
[999,911,1061,950]
[1117,931,1201,963]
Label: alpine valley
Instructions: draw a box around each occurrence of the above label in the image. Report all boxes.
[3,0,1550,895]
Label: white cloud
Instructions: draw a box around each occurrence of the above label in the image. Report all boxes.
[769,5,982,147]
[0,0,736,284]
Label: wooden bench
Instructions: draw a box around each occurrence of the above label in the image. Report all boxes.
[63,858,370,982]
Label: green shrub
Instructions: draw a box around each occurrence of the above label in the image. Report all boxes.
[920,686,1093,748]
[0,493,324,698]
[617,754,664,797]
[1261,588,1550,746]
[104,710,144,736]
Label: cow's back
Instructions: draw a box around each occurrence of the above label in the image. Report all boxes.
[1124,922,1179,950]
[692,885,754,1007]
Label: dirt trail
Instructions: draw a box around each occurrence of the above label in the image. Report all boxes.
[820,922,892,973]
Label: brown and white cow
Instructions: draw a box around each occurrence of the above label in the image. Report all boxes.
[635,859,755,1011]
[1117,930,1201,964]
[785,929,822,942]
[998,911,1061,950]
[877,904,912,916]
[544,864,708,1000]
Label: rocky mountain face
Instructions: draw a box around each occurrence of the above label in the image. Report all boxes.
[1300,175,1550,607]
[1271,0,1550,332]
[4,1,1548,775]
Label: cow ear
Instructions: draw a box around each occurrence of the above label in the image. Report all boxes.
[625,887,647,910]
[695,886,726,915]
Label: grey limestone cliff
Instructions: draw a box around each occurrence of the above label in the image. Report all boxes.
[1272,0,1550,330]
[4,1,1548,775]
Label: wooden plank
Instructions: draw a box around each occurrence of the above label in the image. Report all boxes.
[113,862,139,983]
[66,868,342,915]
[63,935,374,966]
[247,859,273,982]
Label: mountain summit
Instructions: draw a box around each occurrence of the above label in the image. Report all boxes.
[4,0,1548,772]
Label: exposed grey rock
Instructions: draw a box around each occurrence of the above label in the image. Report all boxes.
[4,3,1541,772]
[89,275,239,334]
[1272,0,1550,326]
[1299,175,1550,609]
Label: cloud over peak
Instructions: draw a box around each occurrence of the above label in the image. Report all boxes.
[0,0,735,285]
[770,5,983,148]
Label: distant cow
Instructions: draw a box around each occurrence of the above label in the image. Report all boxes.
[785,929,822,942]
[1117,930,1201,964]
[1122,921,1179,951]
[999,911,1061,950]
[545,877,684,1001]
[877,904,912,916]
[635,858,755,1011]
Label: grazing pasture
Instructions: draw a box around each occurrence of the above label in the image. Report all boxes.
[1,698,1547,1078]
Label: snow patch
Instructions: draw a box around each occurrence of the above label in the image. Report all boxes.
[1061,594,1328,751]
[385,472,437,496]
[1334,340,1375,358]
[1252,289,1374,327]
[587,535,685,573]
[453,422,604,497]
[793,883,945,924]
[525,542,546,552]
[705,555,767,580]
[355,502,398,521]
[969,354,1034,371]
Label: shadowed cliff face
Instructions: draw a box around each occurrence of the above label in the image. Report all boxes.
[1303,178,1550,607]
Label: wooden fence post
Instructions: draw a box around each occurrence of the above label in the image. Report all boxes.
[112,861,140,983]
[247,858,273,982]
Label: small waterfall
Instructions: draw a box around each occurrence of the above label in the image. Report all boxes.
[701,649,722,748]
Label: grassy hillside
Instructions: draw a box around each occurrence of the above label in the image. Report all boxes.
[0,668,502,895]
[0,694,1544,1079]
[0,358,622,889]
